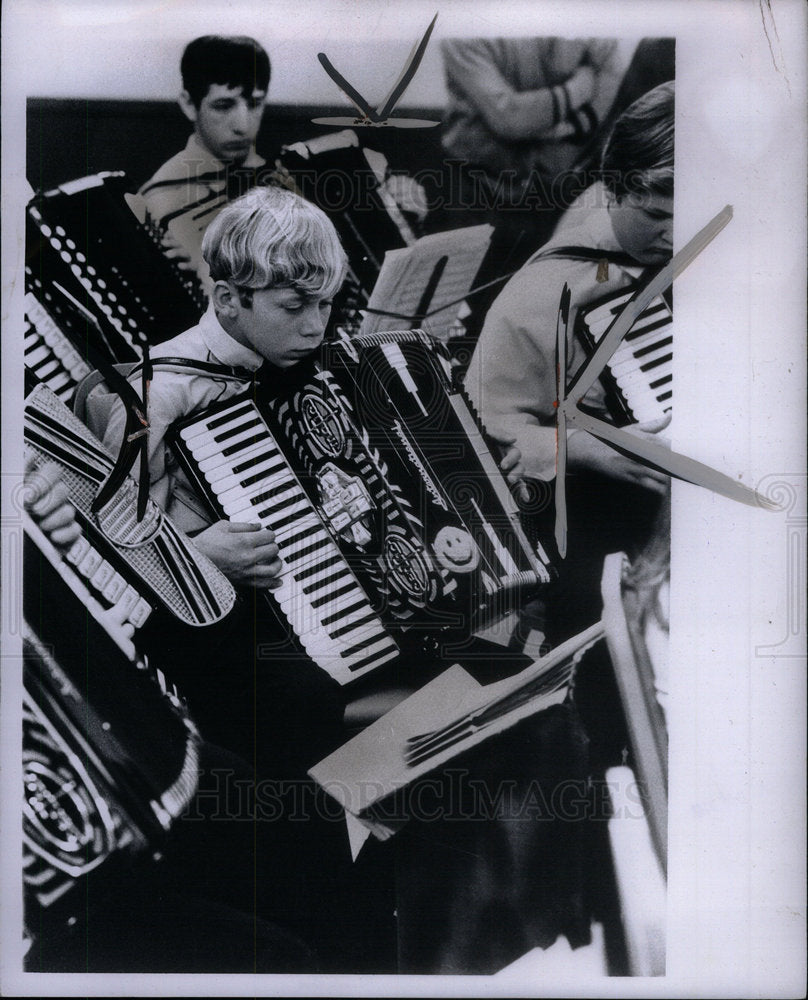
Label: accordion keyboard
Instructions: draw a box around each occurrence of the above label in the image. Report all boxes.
[24,293,92,403]
[580,289,673,425]
[178,400,400,683]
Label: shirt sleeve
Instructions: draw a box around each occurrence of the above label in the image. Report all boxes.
[464,267,566,482]
[100,373,187,516]
[442,39,559,141]
[582,38,629,125]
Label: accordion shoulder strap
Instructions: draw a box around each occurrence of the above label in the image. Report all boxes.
[129,357,257,381]
[528,244,641,268]
[73,358,255,430]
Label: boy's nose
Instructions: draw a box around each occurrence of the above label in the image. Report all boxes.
[230,101,250,133]
[301,304,327,337]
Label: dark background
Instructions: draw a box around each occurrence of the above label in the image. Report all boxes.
[26,99,446,194]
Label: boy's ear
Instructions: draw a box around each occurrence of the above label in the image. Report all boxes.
[178,90,198,124]
[212,281,241,321]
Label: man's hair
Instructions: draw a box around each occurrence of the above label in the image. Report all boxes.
[181,35,271,107]
[202,186,348,304]
[601,81,674,202]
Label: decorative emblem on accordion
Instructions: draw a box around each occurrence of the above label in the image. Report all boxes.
[576,285,673,427]
[22,543,201,928]
[171,332,551,682]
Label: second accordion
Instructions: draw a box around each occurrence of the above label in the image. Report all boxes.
[171,330,552,685]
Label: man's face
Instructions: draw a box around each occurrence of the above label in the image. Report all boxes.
[184,83,266,163]
[609,190,673,265]
[227,286,333,368]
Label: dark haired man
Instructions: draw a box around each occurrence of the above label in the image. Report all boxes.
[140,35,272,292]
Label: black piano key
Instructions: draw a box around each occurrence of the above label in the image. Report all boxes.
[284,535,332,563]
[269,508,310,532]
[28,352,56,373]
[222,431,271,458]
[624,313,670,342]
[310,581,357,609]
[321,598,369,628]
[295,553,343,583]
[657,390,672,402]
[239,459,287,489]
[213,415,263,443]
[249,479,298,506]
[302,568,352,597]
[632,335,672,360]
[349,645,397,673]
[339,631,389,659]
[281,527,325,553]
[330,611,380,639]
[254,490,304,519]
[640,352,672,373]
[649,375,671,390]
[206,402,255,431]
[231,447,282,475]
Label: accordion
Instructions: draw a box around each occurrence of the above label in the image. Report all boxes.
[21,385,237,936]
[278,131,419,337]
[171,330,551,685]
[279,132,415,294]
[25,172,206,404]
[22,512,201,931]
[24,383,236,633]
[576,284,673,427]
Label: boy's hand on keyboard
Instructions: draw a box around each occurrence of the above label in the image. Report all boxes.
[24,459,82,549]
[160,229,197,273]
[193,520,283,588]
[568,430,669,495]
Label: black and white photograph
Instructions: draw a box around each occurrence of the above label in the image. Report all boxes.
[1,0,805,995]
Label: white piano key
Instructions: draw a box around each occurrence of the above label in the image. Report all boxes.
[209,454,287,495]
[26,344,52,367]
[611,343,671,377]
[180,404,255,441]
[33,358,62,380]
[199,437,279,477]
[215,465,296,505]
[613,366,672,400]
[46,371,73,394]
[297,562,354,593]
[190,422,268,461]
[223,489,307,520]
[610,328,671,363]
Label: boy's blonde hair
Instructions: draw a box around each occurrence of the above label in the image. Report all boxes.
[202,186,348,302]
[601,80,674,202]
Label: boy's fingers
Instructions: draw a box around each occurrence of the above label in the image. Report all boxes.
[39,503,76,533]
[635,413,672,435]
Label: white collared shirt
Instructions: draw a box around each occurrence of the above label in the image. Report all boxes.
[89,303,264,534]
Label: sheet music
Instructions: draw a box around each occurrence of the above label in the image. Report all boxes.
[360,224,494,341]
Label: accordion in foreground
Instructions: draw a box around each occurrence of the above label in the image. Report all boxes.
[25,171,206,406]
[22,384,236,936]
[22,514,201,933]
[171,331,552,685]
[24,383,235,632]
[576,284,673,427]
